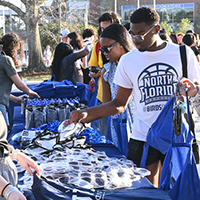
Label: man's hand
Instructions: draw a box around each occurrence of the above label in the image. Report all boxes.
[69,110,88,124]
[179,78,199,97]
[28,90,40,99]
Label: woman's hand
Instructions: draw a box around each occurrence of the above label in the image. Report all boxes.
[8,189,26,200]
[179,78,199,97]
[17,152,42,176]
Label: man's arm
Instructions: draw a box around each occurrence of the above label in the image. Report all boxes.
[69,86,132,123]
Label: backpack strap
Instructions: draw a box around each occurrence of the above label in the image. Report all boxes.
[179,45,187,78]
[179,45,200,164]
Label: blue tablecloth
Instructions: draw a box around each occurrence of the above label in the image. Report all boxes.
[9,83,172,200]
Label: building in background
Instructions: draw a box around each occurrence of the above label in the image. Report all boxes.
[90,0,200,33]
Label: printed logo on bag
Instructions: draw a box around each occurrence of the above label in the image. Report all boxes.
[138,63,178,111]
[72,189,105,200]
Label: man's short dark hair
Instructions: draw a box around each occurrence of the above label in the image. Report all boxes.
[130,7,160,26]
[183,33,195,46]
[82,28,96,39]
[98,11,121,24]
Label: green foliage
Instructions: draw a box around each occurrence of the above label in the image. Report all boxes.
[39,23,60,48]
[39,22,98,48]
[63,23,98,37]
[160,21,173,36]
[176,18,193,34]
[0,28,3,37]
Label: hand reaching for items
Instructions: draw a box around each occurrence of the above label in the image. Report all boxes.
[11,150,42,176]
[69,110,88,124]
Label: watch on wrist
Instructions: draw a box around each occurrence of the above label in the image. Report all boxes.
[13,149,21,161]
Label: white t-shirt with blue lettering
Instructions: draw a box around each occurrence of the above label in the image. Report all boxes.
[114,42,200,142]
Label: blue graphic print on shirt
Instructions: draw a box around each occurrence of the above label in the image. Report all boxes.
[138,63,179,105]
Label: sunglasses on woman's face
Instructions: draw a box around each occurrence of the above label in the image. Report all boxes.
[99,42,118,54]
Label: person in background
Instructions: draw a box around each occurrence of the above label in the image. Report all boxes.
[186,29,195,34]
[177,32,184,44]
[51,42,91,85]
[159,28,172,42]
[88,11,121,136]
[82,28,98,84]
[0,111,42,200]
[69,7,200,187]
[182,33,200,63]
[124,22,130,31]
[17,43,27,72]
[179,78,200,117]
[60,29,70,43]
[43,45,52,67]
[67,32,85,83]
[170,33,180,44]
[0,33,40,125]
[82,28,97,46]
[100,24,135,155]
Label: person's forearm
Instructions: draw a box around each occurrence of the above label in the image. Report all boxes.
[0,176,13,197]
[76,49,89,60]
[16,82,31,95]
[9,94,17,102]
[81,99,126,123]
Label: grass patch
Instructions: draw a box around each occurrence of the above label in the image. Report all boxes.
[19,71,52,81]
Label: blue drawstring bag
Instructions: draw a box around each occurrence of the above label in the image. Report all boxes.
[107,110,130,156]
[160,93,200,200]
[140,97,176,167]
[76,82,91,105]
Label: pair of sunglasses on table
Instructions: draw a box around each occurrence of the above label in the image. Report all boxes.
[99,24,157,54]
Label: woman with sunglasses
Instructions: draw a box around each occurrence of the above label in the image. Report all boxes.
[99,23,135,155]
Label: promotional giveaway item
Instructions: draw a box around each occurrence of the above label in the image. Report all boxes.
[160,92,200,200]
[140,81,199,167]
[32,173,172,200]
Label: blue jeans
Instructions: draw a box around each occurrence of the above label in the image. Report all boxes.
[0,104,8,125]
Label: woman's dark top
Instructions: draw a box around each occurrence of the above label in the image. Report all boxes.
[58,53,78,85]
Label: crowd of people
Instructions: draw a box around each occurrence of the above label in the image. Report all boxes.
[68,7,200,188]
[0,5,200,200]
[160,29,200,63]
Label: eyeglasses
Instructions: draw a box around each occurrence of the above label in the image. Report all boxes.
[99,42,118,53]
[127,25,157,42]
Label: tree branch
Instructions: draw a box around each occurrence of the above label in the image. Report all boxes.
[36,0,48,7]
[36,0,68,21]
[0,1,25,19]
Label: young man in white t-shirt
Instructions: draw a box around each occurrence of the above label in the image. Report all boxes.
[69,7,200,186]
